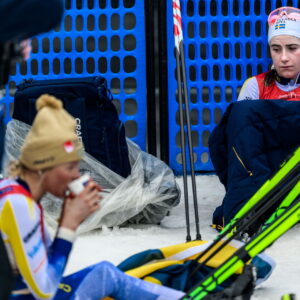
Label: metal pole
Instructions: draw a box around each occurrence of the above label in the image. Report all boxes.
[173,0,201,241]
[145,0,157,156]
[175,47,191,242]
[179,41,201,240]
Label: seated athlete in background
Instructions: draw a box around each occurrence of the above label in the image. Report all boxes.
[238,6,300,101]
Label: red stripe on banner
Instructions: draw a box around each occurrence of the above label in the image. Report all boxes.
[173,0,183,49]
[173,14,182,25]
[172,1,181,11]
[174,24,180,36]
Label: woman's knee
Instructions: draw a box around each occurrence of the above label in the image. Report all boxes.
[93,261,118,273]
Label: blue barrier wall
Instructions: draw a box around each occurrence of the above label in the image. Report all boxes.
[167,0,299,174]
[2,0,299,173]
[0,0,147,150]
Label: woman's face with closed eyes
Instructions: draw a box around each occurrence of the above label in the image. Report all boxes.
[41,161,81,198]
[270,35,300,80]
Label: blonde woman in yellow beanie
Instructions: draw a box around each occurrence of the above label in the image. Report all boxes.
[0,95,183,300]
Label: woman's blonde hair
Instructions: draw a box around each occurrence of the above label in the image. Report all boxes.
[7,160,29,178]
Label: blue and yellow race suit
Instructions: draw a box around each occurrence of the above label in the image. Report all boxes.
[0,178,184,300]
[0,178,75,299]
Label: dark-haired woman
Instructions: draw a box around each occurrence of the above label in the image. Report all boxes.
[238,6,300,101]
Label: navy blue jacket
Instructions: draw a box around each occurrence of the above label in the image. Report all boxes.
[0,0,63,42]
[210,100,300,227]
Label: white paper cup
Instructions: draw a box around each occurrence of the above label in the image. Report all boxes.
[68,174,90,195]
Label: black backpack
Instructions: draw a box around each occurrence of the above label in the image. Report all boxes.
[13,76,131,178]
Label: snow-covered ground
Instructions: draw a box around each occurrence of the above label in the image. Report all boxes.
[65,175,300,300]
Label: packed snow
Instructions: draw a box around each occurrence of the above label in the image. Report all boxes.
[64,175,300,300]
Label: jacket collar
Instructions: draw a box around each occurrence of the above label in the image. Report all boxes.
[275,72,300,85]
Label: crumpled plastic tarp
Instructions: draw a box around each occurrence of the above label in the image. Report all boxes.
[3,119,180,233]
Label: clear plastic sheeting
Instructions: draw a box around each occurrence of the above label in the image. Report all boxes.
[3,119,180,233]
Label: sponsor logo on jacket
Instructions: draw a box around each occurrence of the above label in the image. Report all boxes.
[23,221,40,243]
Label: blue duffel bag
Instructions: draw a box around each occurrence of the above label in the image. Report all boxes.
[12,76,131,178]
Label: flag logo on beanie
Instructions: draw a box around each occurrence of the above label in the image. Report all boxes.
[64,140,75,153]
[275,23,286,30]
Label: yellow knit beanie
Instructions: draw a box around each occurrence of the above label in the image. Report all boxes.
[19,94,84,170]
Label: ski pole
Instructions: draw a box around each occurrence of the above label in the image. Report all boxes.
[175,45,191,242]
[179,39,201,241]
[173,0,201,241]
[188,147,300,273]
[182,194,300,299]
[173,4,191,240]
[263,180,300,230]
[227,147,300,231]
[188,167,300,279]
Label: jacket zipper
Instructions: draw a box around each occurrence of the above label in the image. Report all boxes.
[232,146,253,176]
